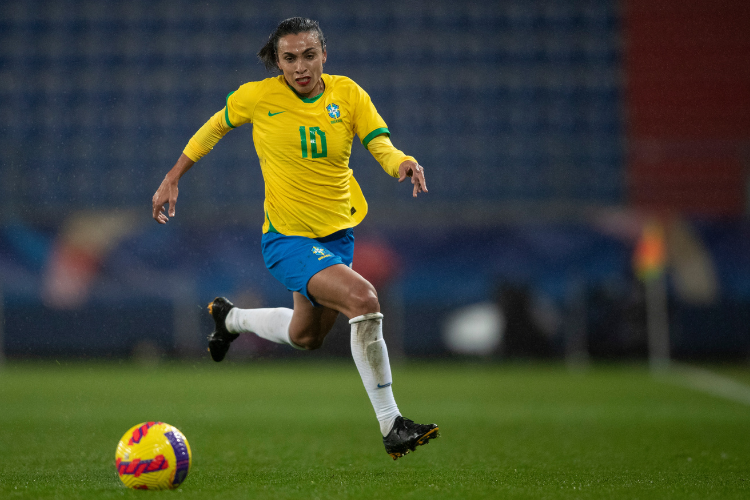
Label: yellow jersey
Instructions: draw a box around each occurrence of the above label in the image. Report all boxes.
[185,74,412,238]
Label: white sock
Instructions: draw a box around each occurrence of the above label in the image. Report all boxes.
[225,307,304,350]
[350,313,401,436]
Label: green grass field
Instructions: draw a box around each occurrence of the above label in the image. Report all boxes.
[1,360,749,499]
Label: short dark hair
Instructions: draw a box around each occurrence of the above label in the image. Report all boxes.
[257,17,327,72]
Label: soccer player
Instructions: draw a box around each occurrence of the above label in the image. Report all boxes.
[151,17,438,460]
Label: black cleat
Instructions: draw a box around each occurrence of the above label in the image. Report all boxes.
[207,297,239,362]
[383,416,439,460]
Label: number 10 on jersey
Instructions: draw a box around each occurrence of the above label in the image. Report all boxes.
[299,126,327,158]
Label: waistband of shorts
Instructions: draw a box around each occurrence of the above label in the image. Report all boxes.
[315,227,353,243]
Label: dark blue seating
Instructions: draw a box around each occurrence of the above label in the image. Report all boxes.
[0,0,623,214]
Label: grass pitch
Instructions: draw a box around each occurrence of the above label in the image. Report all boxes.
[0,360,749,499]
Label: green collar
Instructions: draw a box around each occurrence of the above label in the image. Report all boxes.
[285,77,326,103]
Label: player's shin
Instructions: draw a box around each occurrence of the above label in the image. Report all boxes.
[350,313,401,436]
[225,308,303,349]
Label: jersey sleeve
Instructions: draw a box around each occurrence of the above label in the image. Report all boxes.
[366,134,416,178]
[183,109,232,162]
[183,80,268,161]
[224,80,265,128]
[349,82,390,149]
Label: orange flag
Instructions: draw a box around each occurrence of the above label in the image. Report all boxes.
[634,220,667,281]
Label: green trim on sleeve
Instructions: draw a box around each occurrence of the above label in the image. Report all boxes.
[224,91,236,128]
[362,128,390,150]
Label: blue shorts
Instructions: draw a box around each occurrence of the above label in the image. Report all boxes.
[261,228,354,306]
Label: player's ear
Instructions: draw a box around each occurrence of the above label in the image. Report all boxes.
[322,50,327,64]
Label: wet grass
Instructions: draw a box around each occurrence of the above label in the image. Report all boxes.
[0,360,749,499]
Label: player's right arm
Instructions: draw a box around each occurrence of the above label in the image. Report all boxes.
[151,109,235,224]
[152,153,194,224]
[151,82,261,224]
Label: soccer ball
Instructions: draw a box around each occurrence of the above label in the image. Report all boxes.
[115,422,192,490]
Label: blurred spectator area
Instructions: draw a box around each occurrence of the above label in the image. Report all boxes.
[0,0,623,222]
[1,219,749,359]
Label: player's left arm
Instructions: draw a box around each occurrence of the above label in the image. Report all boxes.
[350,80,428,198]
[367,134,428,198]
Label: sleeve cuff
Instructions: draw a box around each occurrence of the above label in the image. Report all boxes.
[362,127,390,149]
[224,91,236,128]
[183,142,202,162]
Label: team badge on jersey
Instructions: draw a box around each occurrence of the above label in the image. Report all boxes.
[326,104,341,119]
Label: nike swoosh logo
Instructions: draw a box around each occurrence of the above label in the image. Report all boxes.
[268,111,285,116]
[377,382,392,389]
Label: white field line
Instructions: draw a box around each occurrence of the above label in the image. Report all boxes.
[659,364,750,406]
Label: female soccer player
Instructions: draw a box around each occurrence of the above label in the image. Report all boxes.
[152,17,438,460]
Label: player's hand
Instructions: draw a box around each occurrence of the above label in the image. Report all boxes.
[398,160,428,198]
[152,175,179,224]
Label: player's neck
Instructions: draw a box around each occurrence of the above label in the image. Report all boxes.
[288,77,325,100]
[307,77,325,98]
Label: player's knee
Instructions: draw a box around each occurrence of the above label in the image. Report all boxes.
[290,327,326,350]
[296,336,325,350]
[349,283,380,317]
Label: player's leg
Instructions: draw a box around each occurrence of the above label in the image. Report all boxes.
[307,263,439,458]
[306,263,379,319]
[287,291,339,350]
[207,230,345,359]
[209,291,339,357]
[206,268,347,359]
[207,297,299,361]
[308,263,395,418]
[224,302,297,346]
[308,265,400,436]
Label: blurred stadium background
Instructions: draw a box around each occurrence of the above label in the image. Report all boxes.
[0,0,748,364]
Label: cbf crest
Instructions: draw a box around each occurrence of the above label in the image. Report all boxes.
[326,103,341,119]
[311,246,333,260]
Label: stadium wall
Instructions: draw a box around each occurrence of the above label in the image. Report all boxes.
[625,0,750,215]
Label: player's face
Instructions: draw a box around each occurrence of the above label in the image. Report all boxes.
[276,31,327,98]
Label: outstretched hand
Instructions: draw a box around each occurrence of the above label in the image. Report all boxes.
[152,175,179,224]
[398,160,428,198]
[152,154,195,224]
